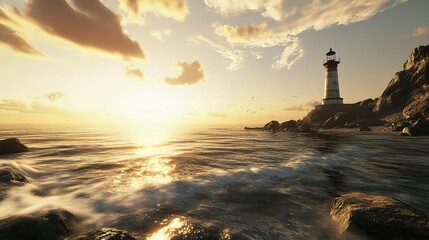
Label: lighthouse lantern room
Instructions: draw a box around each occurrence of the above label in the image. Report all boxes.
[322,48,343,105]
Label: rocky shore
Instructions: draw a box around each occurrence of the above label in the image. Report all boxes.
[247,45,429,136]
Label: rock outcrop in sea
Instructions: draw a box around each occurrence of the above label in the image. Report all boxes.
[0,138,29,155]
[330,192,429,239]
[0,167,29,200]
[0,209,77,240]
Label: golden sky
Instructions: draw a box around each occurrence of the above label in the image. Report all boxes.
[0,0,428,126]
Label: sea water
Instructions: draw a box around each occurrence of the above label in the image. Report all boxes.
[0,125,428,239]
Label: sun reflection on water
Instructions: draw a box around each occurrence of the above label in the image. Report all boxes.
[112,157,176,191]
[147,217,190,240]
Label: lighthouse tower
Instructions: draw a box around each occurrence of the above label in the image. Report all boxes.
[322,48,343,105]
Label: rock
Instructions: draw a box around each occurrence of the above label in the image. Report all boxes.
[374,45,429,119]
[296,124,317,133]
[279,120,297,130]
[0,209,77,240]
[244,127,264,130]
[263,120,280,130]
[413,118,429,128]
[358,126,371,132]
[330,192,429,239]
[400,126,429,136]
[0,138,29,155]
[0,168,28,185]
[67,228,137,240]
[0,168,29,201]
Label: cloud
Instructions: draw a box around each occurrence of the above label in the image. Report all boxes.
[0,99,71,114]
[150,28,172,41]
[46,92,64,101]
[204,0,283,21]
[164,60,204,85]
[120,0,189,22]
[283,100,320,111]
[189,35,245,70]
[272,37,303,69]
[125,65,144,79]
[0,99,28,112]
[206,0,407,69]
[208,112,227,117]
[25,0,145,59]
[409,26,429,38]
[0,23,41,55]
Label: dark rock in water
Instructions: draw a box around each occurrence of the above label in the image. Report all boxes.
[263,120,280,130]
[413,118,429,128]
[0,138,29,155]
[244,127,264,130]
[0,209,77,240]
[0,168,28,185]
[400,126,429,136]
[67,228,137,240]
[279,120,297,130]
[330,192,429,239]
[0,168,29,201]
[358,126,371,132]
[297,124,317,133]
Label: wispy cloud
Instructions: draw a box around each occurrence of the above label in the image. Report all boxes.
[165,60,204,85]
[0,23,41,55]
[208,111,227,117]
[206,0,408,69]
[46,92,64,101]
[0,99,72,114]
[24,0,145,59]
[120,0,189,23]
[189,35,245,71]
[283,100,319,111]
[150,29,172,41]
[125,65,144,79]
[408,26,429,38]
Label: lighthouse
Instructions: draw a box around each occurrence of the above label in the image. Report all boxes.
[322,48,343,105]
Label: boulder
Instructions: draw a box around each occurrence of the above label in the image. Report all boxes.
[263,120,280,130]
[330,192,429,239]
[279,120,297,130]
[0,168,29,201]
[358,126,371,132]
[296,124,317,133]
[400,126,429,136]
[67,228,137,240]
[0,168,28,185]
[0,209,77,240]
[0,138,29,155]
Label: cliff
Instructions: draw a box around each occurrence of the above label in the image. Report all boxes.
[374,45,429,119]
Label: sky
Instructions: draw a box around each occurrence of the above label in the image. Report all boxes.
[0,0,428,126]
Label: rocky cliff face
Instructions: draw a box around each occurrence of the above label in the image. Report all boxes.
[374,45,429,119]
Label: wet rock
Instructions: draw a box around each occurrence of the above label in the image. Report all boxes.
[330,192,429,239]
[279,120,297,130]
[0,168,28,185]
[413,118,429,128]
[0,209,77,240]
[400,126,429,136]
[0,138,29,155]
[358,126,371,132]
[263,120,280,130]
[0,168,29,200]
[296,124,317,133]
[67,228,137,240]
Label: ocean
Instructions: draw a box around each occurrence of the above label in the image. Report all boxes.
[0,125,428,239]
